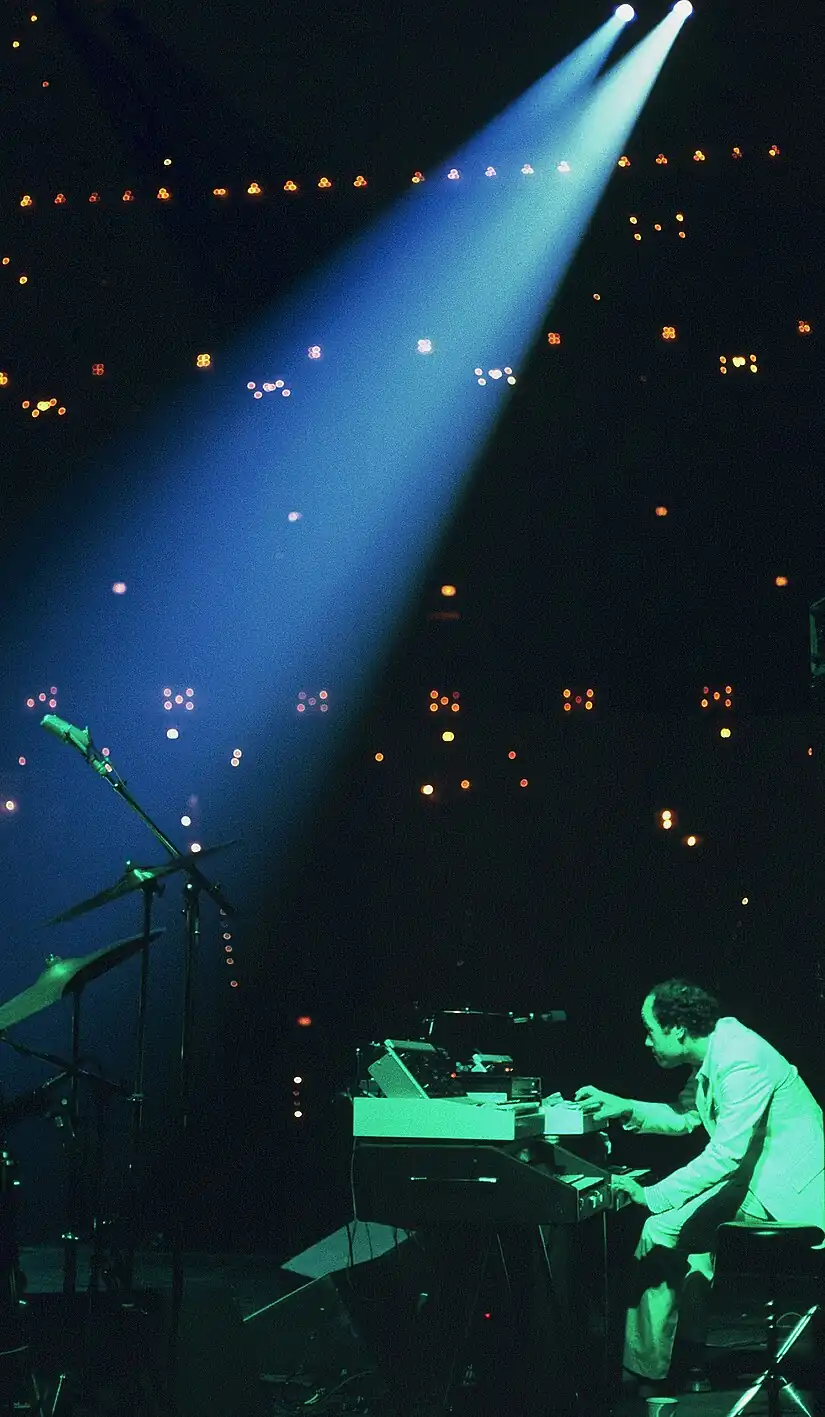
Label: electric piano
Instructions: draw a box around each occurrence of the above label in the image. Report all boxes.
[352,1092,651,1226]
[351,1039,653,1415]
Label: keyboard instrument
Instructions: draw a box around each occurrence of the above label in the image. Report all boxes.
[353,1136,652,1227]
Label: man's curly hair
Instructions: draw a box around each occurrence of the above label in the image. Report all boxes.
[649,977,722,1038]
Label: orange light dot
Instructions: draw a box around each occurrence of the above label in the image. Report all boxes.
[440,584,457,597]
[655,506,668,517]
[460,779,471,790]
[421,784,435,796]
[374,752,384,762]
[775,575,788,587]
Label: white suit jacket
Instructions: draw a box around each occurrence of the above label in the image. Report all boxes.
[623,1016,825,1233]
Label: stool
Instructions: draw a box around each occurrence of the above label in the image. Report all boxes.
[715,1221,823,1417]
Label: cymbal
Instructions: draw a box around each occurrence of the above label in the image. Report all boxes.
[0,928,164,1031]
[46,840,240,925]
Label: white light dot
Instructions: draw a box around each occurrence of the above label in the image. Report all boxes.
[190,842,201,853]
[181,815,191,826]
[5,800,16,812]
[112,582,127,594]
[166,728,179,740]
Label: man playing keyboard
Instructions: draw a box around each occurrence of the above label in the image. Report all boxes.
[574,978,824,1396]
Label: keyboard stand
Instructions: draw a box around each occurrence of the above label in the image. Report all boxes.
[387,1223,586,1417]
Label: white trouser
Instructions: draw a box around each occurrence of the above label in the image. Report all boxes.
[623,1184,772,1380]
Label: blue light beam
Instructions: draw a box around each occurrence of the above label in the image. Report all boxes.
[15,10,692,917]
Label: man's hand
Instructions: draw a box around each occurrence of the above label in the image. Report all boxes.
[610,1174,648,1208]
[574,1085,630,1122]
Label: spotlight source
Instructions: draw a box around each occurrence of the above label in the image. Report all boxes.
[672,0,693,14]
[615,4,635,19]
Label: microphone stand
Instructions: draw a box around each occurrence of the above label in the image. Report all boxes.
[39,719,238,1414]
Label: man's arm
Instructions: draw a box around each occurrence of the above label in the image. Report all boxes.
[643,1061,776,1214]
[621,1069,703,1136]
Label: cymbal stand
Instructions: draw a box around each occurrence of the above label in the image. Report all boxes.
[167,871,203,1413]
[119,875,165,1297]
[61,986,126,1298]
[62,985,82,1297]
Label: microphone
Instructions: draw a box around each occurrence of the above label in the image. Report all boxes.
[41,714,110,776]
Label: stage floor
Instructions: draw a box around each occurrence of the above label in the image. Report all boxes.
[12,1245,822,1417]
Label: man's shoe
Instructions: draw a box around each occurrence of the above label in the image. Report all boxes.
[681,1365,712,1393]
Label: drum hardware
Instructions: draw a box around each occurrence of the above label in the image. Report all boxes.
[0,1142,48,1417]
[37,713,239,1412]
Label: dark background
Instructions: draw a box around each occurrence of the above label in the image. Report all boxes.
[1,0,823,1256]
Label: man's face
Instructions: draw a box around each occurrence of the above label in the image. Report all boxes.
[641,993,688,1068]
